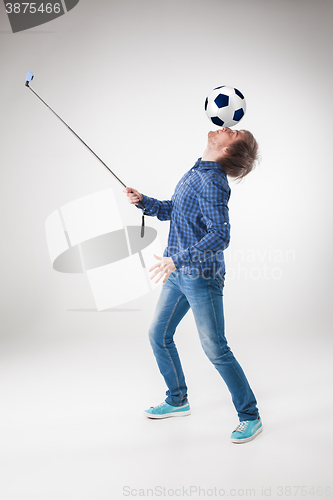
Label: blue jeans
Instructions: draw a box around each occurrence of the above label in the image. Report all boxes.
[148,271,259,421]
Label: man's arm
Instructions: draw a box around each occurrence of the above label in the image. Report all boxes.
[123,187,172,221]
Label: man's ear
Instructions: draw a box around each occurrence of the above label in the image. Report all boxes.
[221,147,229,156]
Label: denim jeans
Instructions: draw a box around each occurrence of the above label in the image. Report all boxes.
[148,270,259,421]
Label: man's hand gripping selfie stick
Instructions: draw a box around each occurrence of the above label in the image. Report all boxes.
[25,72,145,237]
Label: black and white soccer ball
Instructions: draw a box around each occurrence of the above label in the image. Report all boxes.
[204,86,246,128]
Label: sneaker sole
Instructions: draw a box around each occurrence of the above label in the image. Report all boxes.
[144,410,191,419]
[231,425,263,444]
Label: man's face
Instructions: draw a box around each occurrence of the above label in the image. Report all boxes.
[207,127,243,150]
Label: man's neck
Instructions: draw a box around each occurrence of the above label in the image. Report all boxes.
[201,148,222,162]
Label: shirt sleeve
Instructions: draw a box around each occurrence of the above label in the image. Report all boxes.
[136,194,173,221]
[171,180,230,269]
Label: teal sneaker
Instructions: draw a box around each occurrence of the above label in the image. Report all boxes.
[231,417,263,443]
[144,401,191,419]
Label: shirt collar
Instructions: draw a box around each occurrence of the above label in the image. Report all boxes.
[194,158,223,169]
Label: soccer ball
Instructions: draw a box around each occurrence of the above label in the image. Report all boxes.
[204,86,246,128]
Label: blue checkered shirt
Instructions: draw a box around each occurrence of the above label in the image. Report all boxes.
[139,158,231,278]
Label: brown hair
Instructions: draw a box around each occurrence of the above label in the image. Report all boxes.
[220,130,260,181]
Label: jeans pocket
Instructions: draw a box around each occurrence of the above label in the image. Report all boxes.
[214,274,225,291]
[187,273,200,280]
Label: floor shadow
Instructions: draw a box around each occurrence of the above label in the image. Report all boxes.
[66,308,141,312]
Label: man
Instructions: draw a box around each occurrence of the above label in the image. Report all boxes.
[124,127,262,444]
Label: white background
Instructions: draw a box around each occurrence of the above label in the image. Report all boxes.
[0,1,332,499]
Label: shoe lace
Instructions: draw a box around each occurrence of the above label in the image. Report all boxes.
[152,402,166,410]
[233,421,249,433]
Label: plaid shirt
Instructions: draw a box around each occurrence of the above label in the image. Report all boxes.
[139,158,231,278]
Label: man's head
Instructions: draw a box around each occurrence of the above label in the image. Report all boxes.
[203,127,260,181]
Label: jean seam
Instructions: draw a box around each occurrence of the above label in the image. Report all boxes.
[163,294,185,405]
[207,280,252,413]
[207,280,224,352]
